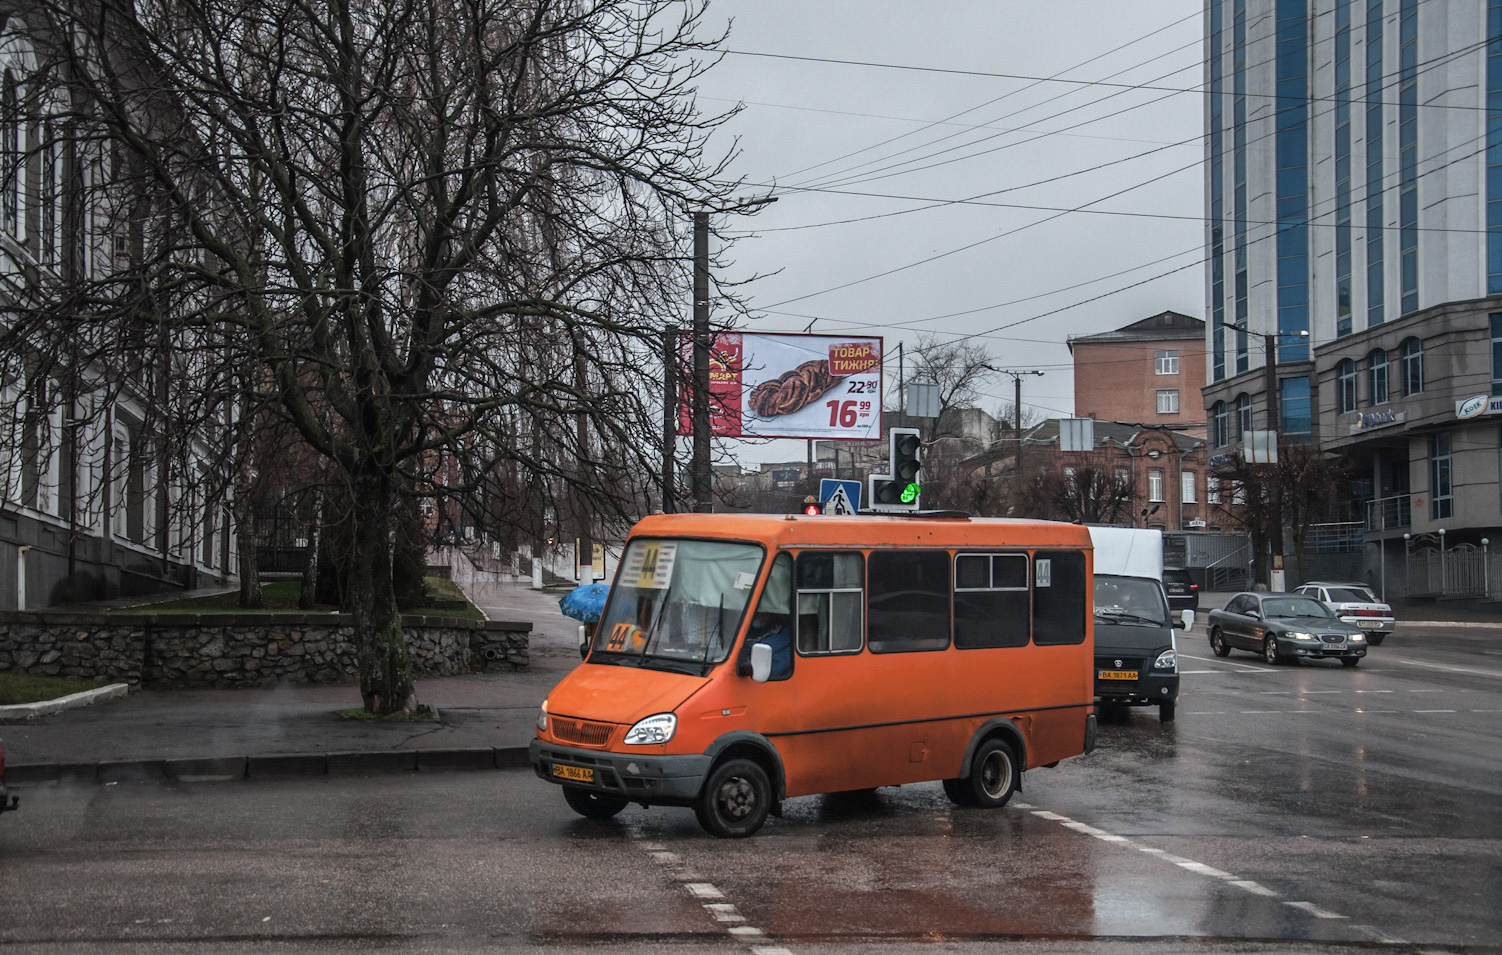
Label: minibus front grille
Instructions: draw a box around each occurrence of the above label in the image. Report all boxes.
[552,717,616,747]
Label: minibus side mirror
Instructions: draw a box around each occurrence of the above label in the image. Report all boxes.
[579,624,589,659]
[1177,610,1194,631]
[750,642,772,683]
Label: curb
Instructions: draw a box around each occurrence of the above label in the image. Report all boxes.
[0,683,129,722]
[5,745,533,785]
[1401,620,1502,629]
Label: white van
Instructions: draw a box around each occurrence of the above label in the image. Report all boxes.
[1087,527,1192,722]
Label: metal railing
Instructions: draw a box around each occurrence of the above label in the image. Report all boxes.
[1305,522,1363,553]
[1365,494,1411,532]
[1405,540,1495,599]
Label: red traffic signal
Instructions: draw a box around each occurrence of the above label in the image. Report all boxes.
[802,497,823,516]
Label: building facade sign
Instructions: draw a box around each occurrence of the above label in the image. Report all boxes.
[1350,410,1406,433]
[1455,395,1502,419]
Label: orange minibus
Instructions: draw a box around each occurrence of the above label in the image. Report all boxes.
[529,511,1096,837]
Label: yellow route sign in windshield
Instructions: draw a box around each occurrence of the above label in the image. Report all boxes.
[624,540,677,590]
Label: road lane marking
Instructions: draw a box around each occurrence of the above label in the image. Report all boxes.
[631,835,792,954]
[1180,654,1277,671]
[1024,806,1402,942]
[1380,657,1502,677]
[1354,689,1393,694]
[1286,901,1348,919]
[1413,709,1456,713]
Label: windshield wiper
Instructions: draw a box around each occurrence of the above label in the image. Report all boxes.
[1095,609,1163,626]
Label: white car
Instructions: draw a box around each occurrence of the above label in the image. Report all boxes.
[1294,582,1395,645]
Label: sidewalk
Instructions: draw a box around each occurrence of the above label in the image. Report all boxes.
[1,579,585,783]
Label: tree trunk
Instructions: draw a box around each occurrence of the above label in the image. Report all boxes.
[298,487,324,610]
[348,471,416,716]
[233,412,262,609]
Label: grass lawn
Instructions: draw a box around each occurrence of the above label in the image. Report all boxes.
[115,578,484,620]
[0,671,106,706]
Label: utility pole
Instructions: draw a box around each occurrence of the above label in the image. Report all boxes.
[1228,322,1306,588]
[1263,331,1283,574]
[691,210,712,513]
[686,198,777,514]
[662,327,677,513]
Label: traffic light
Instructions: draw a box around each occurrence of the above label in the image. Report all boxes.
[868,427,923,511]
[801,496,823,516]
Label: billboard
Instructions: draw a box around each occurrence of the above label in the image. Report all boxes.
[677,332,883,441]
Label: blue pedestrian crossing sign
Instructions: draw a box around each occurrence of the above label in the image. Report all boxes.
[819,479,861,516]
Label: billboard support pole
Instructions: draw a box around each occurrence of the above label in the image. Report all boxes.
[691,210,712,513]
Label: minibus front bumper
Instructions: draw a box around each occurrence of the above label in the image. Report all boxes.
[530,739,712,806]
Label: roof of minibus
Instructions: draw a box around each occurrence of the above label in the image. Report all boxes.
[626,512,1093,550]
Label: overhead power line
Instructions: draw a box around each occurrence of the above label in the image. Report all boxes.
[742,32,1487,312]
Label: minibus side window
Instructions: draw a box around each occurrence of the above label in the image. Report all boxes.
[867,549,951,653]
[739,552,794,679]
[795,551,863,654]
[1032,549,1087,645]
[954,553,1029,649]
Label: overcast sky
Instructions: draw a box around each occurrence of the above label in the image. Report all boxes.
[689,0,1205,466]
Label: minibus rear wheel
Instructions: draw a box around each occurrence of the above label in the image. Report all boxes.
[967,738,1018,808]
[695,758,772,838]
[563,787,629,820]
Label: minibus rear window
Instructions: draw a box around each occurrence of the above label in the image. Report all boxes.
[796,552,863,654]
[868,550,950,653]
[1032,550,1087,645]
[954,553,1029,649]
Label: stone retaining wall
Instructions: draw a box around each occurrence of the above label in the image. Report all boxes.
[0,612,529,689]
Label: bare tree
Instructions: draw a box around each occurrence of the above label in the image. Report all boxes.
[902,333,996,435]
[1210,444,1351,587]
[1011,454,1133,525]
[4,0,742,713]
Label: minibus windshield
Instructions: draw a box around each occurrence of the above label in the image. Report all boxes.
[591,538,763,671]
[1093,575,1169,627]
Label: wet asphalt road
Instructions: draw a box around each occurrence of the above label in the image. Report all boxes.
[1,625,1498,954]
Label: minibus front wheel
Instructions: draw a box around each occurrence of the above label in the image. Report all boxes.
[695,758,772,838]
[563,787,629,820]
[968,738,1019,808]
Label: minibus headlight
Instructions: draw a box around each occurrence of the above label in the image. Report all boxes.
[1153,649,1177,671]
[536,699,548,732]
[624,713,676,745]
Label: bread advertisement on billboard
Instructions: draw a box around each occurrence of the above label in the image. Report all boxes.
[677,333,883,440]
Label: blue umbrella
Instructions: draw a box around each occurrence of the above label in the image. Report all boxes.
[558,582,610,623]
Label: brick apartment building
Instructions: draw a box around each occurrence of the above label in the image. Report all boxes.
[1067,311,1207,439]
